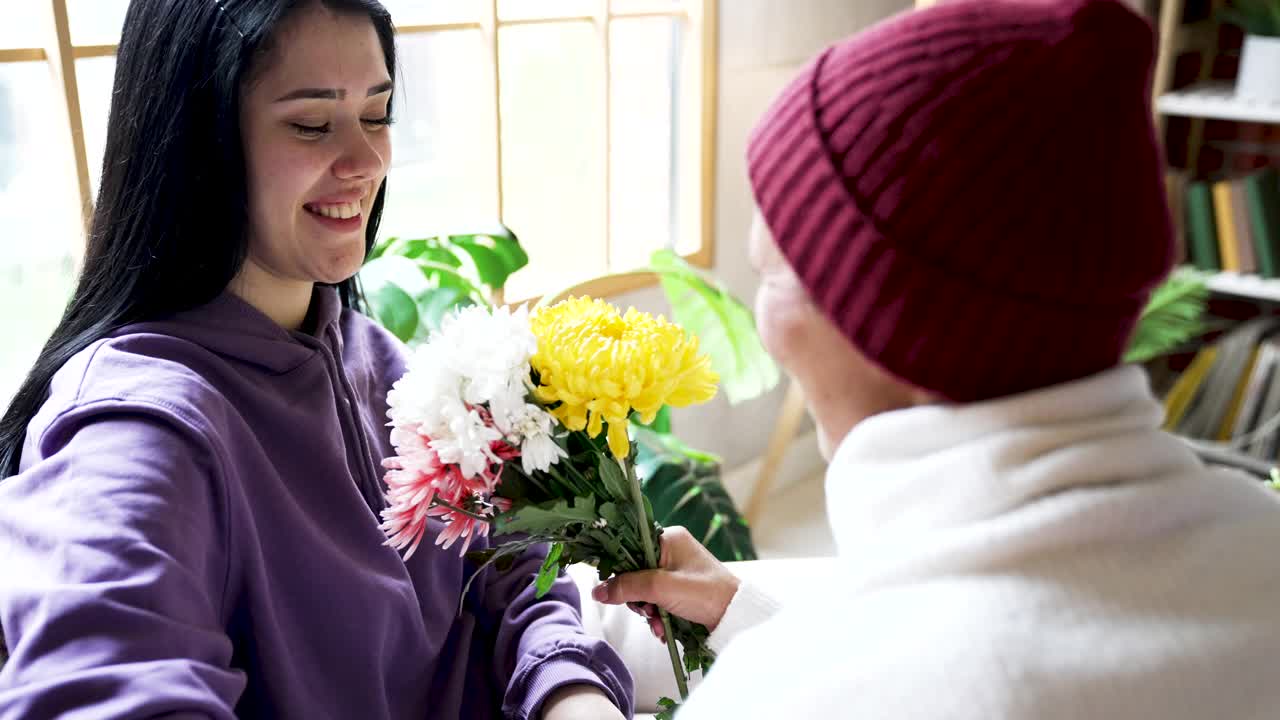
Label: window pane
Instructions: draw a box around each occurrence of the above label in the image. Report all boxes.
[380,30,498,241]
[610,0,682,12]
[382,0,482,26]
[76,56,115,200]
[498,0,597,21]
[609,17,678,272]
[0,63,84,403]
[0,5,50,49]
[67,0,129,47]
[499,23,604,300]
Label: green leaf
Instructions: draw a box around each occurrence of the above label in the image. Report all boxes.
[361,254,489,344]
[361,254,432,297]
[650,249,780,404]
[1125,269,1209,364]
[597,502,629,533]
[634,426,757,563]
[412,259,484,294]
[446,228,529,291]
[1219,0,1280,36]
[415,285,476,335]
[656,697,680,720]
[534,543,565,598]
[449,239,517,290]
[366,282,419,342]
[597,453,632,502]
[494,497,598,536]
[633,425,722,472]
[401,239,464,268]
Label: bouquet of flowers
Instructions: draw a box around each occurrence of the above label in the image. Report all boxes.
[378,296,720,710]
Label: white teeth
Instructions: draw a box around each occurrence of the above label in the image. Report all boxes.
[309,201,361,220]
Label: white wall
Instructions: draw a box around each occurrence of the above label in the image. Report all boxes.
[616,0,913,473]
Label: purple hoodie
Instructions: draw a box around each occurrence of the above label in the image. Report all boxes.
[0,287,633,720]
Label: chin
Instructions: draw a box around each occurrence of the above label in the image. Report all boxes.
[316,242,369,283]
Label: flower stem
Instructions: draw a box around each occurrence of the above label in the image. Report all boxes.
[621,456,689,701]
[432,497,494,523]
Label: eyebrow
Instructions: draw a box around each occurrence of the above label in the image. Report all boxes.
[274,80,394,102]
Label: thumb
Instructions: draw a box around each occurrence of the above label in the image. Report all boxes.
[591,570,668,607]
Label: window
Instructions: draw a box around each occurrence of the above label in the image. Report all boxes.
[0,0,716,401]
[378,0,716,300]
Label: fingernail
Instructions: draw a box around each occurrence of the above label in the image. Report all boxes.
[591,584,607,601]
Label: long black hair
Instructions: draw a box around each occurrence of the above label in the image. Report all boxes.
[0,0,396,478]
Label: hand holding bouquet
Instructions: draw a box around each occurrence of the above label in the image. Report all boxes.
[378,297,719,709]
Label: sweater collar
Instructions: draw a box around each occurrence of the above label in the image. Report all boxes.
[823,365,1203,557]
[118,285,346,375]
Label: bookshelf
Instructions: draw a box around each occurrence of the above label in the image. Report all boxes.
[1197,270,1280,302]
[1148,1,1280,477]
[1158,81,1280,124]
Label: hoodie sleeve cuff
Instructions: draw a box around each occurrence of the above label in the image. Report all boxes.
[707,579,782,655]
[506,643,633,720]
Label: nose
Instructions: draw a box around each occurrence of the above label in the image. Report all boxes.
[332,125,387,182]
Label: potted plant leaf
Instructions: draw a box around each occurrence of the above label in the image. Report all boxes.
[1124,268,1209,364]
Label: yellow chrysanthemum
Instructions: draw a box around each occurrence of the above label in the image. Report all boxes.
[529,297,719,459]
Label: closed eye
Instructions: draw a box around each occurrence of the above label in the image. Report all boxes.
[292,122,329,138]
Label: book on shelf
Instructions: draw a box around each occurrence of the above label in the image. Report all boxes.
[1237,339,1280,457]
[1186,181,1221,271]
[1164,318,1280,462]
[1164,346,1218,430]
[1228,179,1258,275]
[1244,167,1280,279]
[1184,167,1280,279]
[1253,350,1280,460]
[1181,318,1271,439]
[1230,341,1277,441]
[1212,179,1243,273]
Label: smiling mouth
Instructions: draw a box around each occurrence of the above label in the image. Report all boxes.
[304,200,363,220]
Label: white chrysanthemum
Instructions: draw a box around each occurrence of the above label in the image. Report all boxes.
[385,303,564,479]
[518,422,566,474]
[487,382,566,473]
[438,304,538,408]
[429,406,504,479]
[387,341,465,432]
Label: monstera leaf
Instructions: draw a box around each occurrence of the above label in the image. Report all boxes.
[361,224,527,342]
[634,426,757,563]
[650,249,779,405]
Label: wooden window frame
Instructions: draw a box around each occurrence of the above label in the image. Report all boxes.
[1,0,719,300]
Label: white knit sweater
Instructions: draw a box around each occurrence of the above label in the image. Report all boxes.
[679,365,1280,719]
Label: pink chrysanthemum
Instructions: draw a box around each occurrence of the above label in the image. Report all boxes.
[379,428,520,558]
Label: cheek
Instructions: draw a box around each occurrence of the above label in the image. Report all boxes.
[263,153,320,208]
[246,138,326,212]
[754,282,813,364]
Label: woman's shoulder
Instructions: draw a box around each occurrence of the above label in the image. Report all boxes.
[29,333,230,461]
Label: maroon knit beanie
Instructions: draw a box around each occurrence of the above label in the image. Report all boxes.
[746,0,1174,402]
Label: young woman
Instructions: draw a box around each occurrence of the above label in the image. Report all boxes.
[0,2,631,718]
